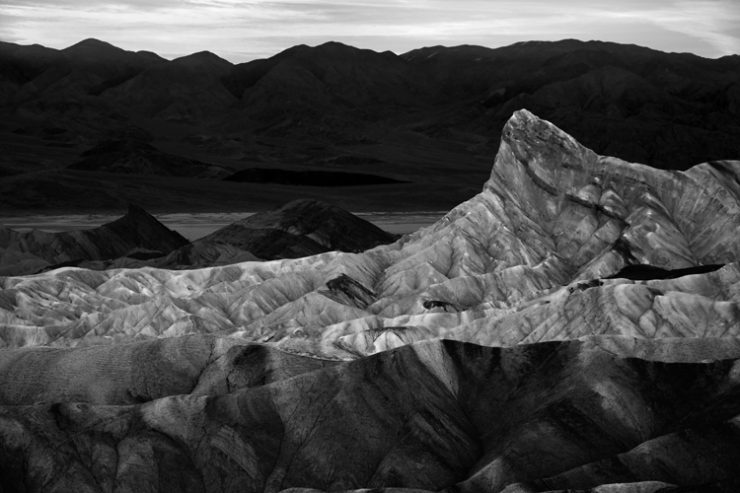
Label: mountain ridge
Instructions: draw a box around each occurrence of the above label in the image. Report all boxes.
[1,37,738,212]
[1,110,737,351]
[1,109,739,491]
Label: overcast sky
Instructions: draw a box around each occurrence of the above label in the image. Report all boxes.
[1,0,739,62]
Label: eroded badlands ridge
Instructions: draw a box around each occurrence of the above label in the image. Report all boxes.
[0,110,738,351]
[1,110,740,492]
[2,337,740,492]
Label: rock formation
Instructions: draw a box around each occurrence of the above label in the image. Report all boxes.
[81,199,398,270]
[0,199,397,274]
[1,110,737,349]
[0,110,739,491]
[191,199,399,260]
[0,204,188,275]
[2,338,740,492]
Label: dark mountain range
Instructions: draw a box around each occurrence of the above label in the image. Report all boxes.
[0,38,738,211]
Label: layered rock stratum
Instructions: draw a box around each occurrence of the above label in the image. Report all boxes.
[1,110,739,492]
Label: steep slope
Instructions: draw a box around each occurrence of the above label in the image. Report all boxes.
[0,204,188,275]
[1,110,738,349]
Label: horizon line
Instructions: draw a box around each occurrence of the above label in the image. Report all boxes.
[3,36,736,65]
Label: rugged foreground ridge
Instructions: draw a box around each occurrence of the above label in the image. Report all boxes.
[2,336,740,492]
[1,110,739,491]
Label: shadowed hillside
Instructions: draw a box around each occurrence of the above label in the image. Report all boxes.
[1,38,738,212]
[3,337,740,492]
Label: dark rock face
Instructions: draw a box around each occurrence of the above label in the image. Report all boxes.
[607,263,725,280]
[323,274,376,309]
[194,199,398,260]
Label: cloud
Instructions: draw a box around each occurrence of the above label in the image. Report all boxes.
[598,0,740,55]
[0,0,738,61]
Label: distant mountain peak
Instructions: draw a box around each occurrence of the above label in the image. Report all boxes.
[275,41,384,62]
[172,50,233,71]
[63,38,124,53]
[315,41,354,50]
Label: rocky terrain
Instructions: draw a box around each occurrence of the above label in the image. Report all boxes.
[0,110,739,491]
[0,199,397,274]
[0,204,188,276]
[3,336,740,493]
[1,38,739,212]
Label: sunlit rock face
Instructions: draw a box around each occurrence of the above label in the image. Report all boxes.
[1,110,737,351]
[1,110,740,492]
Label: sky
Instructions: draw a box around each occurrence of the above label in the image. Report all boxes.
[1,0,739,62]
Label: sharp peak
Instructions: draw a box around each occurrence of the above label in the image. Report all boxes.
[500,109,713,175]
[493,109,595,176]
[124,203,156,218]
[503,108,570,139]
